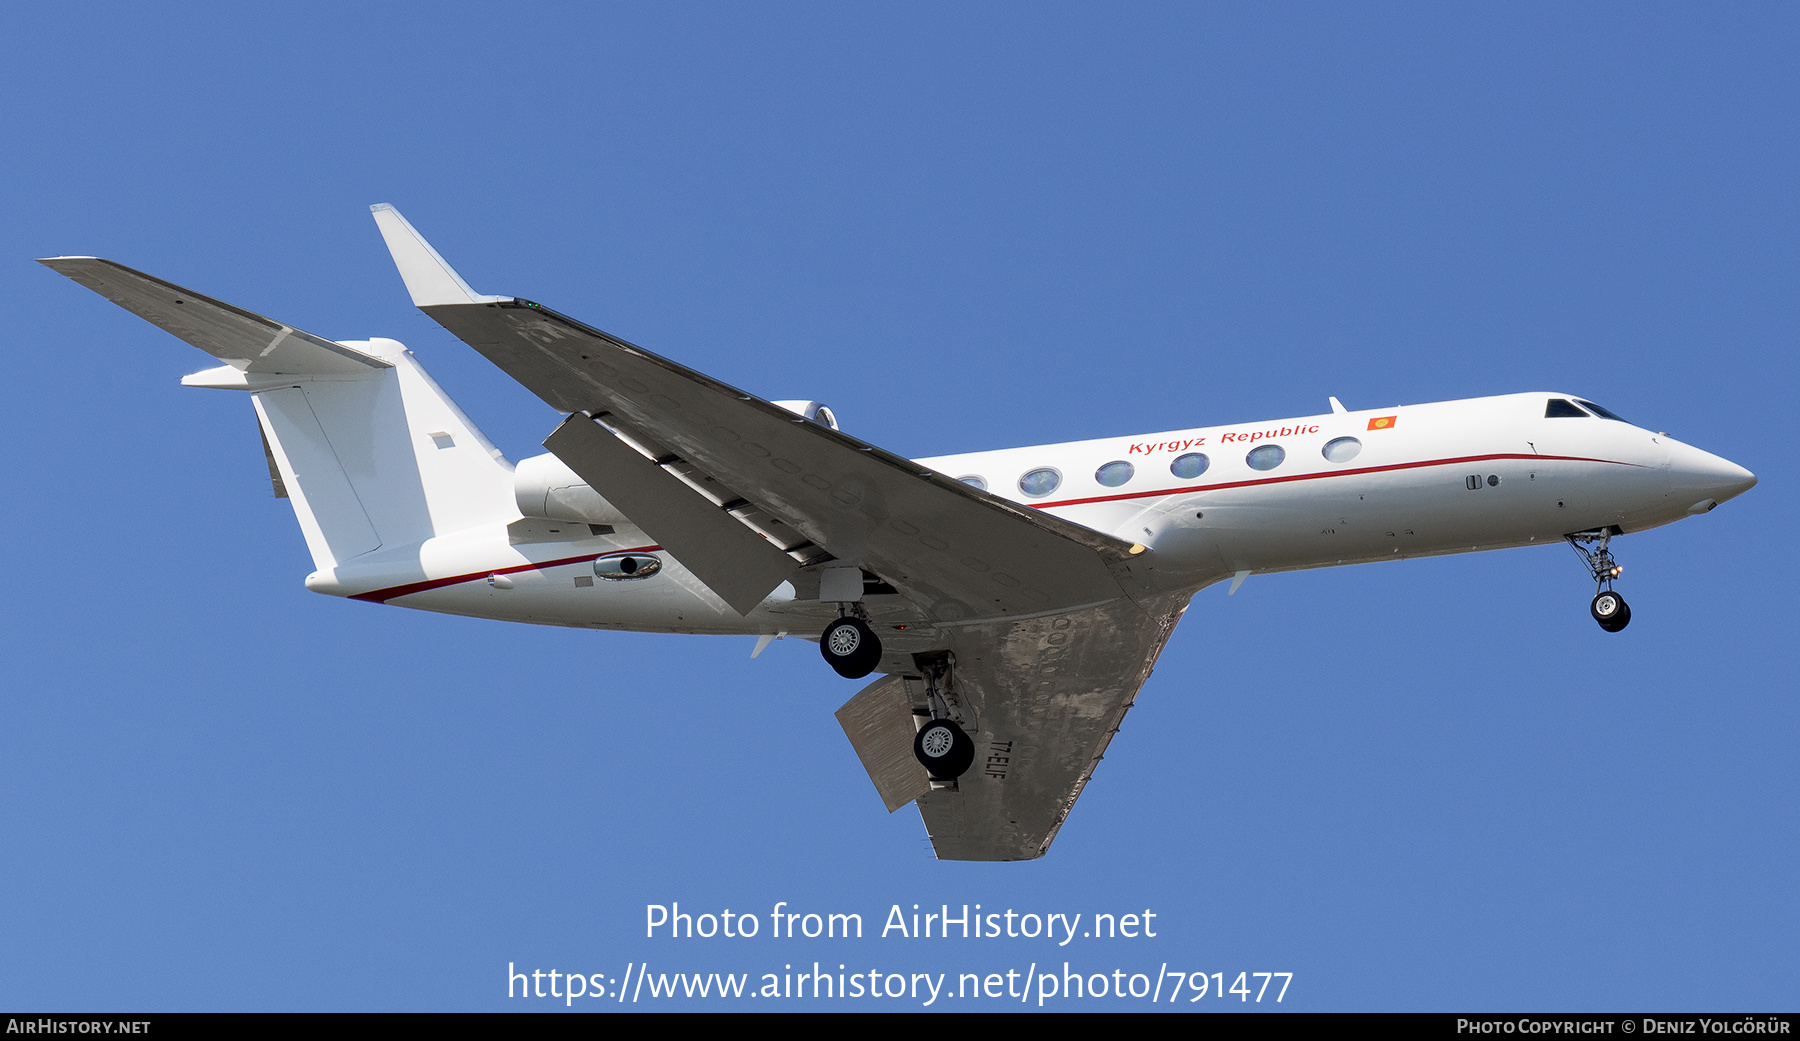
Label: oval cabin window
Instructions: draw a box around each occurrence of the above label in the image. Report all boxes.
[1246,445,1286,471]
[1170,452,1210,479]
[1094,460,1134,487]
[1018,468,1062,497]
[594,553,663,581]
[1322,437,1362,463]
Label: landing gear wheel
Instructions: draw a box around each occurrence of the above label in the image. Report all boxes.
[1591,591,1630,632]
[820,617,882,678]
[1571,531,1632,633]
[913,718,975,780]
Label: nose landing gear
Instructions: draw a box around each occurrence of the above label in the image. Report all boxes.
[1568,529,1630,632]
[1590,589,1629,630]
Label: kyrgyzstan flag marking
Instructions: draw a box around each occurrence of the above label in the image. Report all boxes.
[1367,415,1397,430]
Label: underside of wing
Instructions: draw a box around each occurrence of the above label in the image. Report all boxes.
[840,592,1191,860]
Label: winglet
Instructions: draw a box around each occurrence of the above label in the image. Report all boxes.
[369,204,509,307]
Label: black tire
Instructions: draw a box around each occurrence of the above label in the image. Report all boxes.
[1592,591,1630,632]
[913,718,975,780]
[820,617,882,679]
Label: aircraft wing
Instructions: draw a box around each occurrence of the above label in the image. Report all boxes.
[371,205,1181,860]
[370,205,1143,621]
[839,593,1189,859]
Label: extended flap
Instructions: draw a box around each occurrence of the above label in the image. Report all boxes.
[836,675,931,813]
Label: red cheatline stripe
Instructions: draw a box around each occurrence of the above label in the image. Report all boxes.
[1029,452,1641,509]
[350,545,662,603]
[352,453,1636,602]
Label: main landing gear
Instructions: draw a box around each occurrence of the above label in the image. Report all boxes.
[1568,529,1631,633]
[911,653,974,781]
[820,606,882,679]
[816,596,973,783]
[914,718,974,782]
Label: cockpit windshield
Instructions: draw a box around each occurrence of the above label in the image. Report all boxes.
[1575,399,1632,423]
[1545,398,1589,418]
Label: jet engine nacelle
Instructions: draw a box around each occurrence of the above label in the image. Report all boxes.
[513,452,627,526]
[771,400,839,430]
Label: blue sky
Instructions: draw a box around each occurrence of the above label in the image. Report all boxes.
[1,3,1794,1011]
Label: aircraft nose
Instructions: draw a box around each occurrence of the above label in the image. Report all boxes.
[1667,440,1757,514]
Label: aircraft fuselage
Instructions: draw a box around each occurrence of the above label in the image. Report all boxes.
[308,388,1753,643]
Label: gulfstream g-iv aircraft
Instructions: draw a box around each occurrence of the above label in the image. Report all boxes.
[39,206,1757,861]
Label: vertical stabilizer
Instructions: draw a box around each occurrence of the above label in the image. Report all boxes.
[248,340,517,571]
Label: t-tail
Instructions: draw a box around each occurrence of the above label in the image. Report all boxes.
[36,256,518,576]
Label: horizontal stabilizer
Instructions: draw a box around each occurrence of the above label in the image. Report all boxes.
[38,257,390,374]
[369,204,509,308]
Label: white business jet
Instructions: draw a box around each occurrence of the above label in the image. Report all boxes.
[39,206,1756,861]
